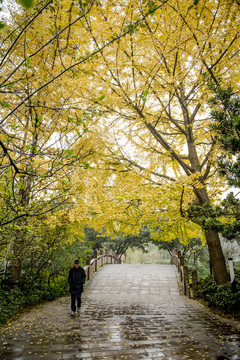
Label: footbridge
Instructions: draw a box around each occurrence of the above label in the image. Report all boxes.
[0,263,240,360]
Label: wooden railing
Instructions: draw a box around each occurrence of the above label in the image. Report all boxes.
[84,249,120,281]
[171,248,198,299]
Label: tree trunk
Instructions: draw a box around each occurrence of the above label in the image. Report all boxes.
[205,230,230,284]
[11,235,24,282]
[11,175,30,282]
[194,187,230,285]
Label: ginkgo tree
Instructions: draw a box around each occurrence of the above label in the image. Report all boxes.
[2,0,240,285]
[0,0,165,219]
[0,0,99,280]
[188,81,240,240]
[70,138,205,251]
[0,0,170,281]
[69,0,240,284]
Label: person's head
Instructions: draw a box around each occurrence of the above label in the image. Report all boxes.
[74,260,80,268]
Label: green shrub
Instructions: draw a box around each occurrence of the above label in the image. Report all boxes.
[0,276,69,325]
[199,274,240,316]
[0,287,25,324]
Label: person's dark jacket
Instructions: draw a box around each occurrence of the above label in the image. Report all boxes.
[68,266,86,294]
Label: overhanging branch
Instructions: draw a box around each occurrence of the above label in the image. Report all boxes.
[0,198,68,227]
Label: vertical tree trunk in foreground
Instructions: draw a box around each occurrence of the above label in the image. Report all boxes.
[205,230,230,284]
[11,232,25,282]
[194,188,230,285]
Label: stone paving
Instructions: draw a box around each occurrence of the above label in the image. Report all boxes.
[0,264,240,360]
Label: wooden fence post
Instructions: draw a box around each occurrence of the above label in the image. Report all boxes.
[179,256,184,281]
[171,248,178,265]
[183,265,191,298]
[100,249,104,266]
[173,248,199,300]
[94,250,98,272]
[85,257,90,281]
[102,249,105,265]
[84,248,119,283]
[192,269,198,298]
[177,250,182,273]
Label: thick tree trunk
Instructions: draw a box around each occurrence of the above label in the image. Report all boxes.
[194,187,230,285]
[205,230,230,284]
[177,88,229,284]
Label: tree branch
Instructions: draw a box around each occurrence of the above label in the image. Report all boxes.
[0,0,54,68]
[119,156,176,182]
[1,0,95,87]
[0,198,68,227]
[145,122,192,175]
[0,1,168,127]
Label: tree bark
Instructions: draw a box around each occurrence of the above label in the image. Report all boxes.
[205,230,230,284]
[11,233,25,282]
[11,172,31,282]
[194,187,230,284]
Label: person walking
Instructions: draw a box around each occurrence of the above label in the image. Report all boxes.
[68,260,86,316]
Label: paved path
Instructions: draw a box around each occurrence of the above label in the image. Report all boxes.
[0,264,240,360]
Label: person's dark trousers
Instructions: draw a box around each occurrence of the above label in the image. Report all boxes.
[71,291,82,312]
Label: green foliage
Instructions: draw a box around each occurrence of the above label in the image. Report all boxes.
[199,272,240,316]
[0,277,68,325]
[86,226,208,265]
[188,195,240,239]
[84,227,109,250]
[80,160,91,168]
[188,80,240,239]
[139,89,149,102]
[189,264,211,281]
[84,226,151,256]
[153,236,209,267]
[19,0,34,8]
[147,2,158,15]
[209,82,240,187]
[0,215,93,324]
[109,229,151,256]
[0,287,25,324]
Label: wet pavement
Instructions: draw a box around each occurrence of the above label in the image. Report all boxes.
[0,264,240,360]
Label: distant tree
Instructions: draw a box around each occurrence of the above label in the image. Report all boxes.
[84,226,152,258]
[107,228,151,258]
[83,227,111,252]
[152,237,206,265]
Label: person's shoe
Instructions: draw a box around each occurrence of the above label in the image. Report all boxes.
[71,311,75,316]
[77,307,81,313]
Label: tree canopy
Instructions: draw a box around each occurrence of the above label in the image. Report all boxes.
[1,0,240,285]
